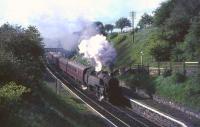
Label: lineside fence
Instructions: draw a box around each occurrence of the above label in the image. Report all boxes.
[44,69,73,97]
[115,62,200,77]
[148,62,200,76]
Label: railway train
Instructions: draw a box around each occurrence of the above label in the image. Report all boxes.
[46,52,122,102]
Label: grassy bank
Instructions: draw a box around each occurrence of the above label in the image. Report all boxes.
[0,83,75,127]
[0,81,106,127]
[109,28,159,68]
[154,75,200,111]
[39,81,106,127]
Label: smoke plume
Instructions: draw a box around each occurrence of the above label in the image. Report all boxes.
[78,34,116,72]
[32,16,93,50]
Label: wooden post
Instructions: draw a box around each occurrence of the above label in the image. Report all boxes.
[198,62,200,75]
[56,79,58,94]
[158,62,160,76]
[57,81,60,95]
[170,62,172,71]
[183,62,186,76]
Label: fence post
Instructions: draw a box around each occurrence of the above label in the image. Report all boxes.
[158,62,160,76]
[198,62,200,75]
[169,62,172,71]
[56,79,58,94]
[183,62,186,76]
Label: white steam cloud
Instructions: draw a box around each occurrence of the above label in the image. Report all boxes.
[78,34,116,72]
[32,16,93,50]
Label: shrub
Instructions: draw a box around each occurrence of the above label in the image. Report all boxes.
[116,35,127,43]
[109,32,118,39]
[162,69,172,77]
[0,82,30,105]
[121,67,155,97]
[172,72,186,83]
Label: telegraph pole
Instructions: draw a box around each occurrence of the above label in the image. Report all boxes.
[130,11,135,43]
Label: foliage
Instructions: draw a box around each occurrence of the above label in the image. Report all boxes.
[109,32,118,39]
[0,82,30,105]
[0,50,20,83]
[184,16,200,61]
[154,0,175,26]
[0,81,106,127]
[39,83,106,127]
[0,23,44,85]
[120,68,155,97]
[115,35,127,43]
[153,0,200,61]
[138,13,153,29]
[104,24,114,33]
[150,42,171,62]
[115,17,131,32]
[162,69,172,77]
[170,45,185,61]
[154,75,200,110]
[110,28,160,68]
[93,21,105,35]
[172,72,186,83]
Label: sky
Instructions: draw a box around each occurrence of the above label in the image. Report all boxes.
[0,0,166,48]
[0,0,166,25]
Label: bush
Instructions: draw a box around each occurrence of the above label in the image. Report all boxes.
[109,32,118,39]
[162,69,172,77]
[120,67,155,97]
[0,82,30,105]
[116,35,127,43]
[150,42,171,61]
[154,75,200,110]
[172,72,186,83]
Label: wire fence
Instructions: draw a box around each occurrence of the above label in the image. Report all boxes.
[115,62,200,77]
[148,62,200,76]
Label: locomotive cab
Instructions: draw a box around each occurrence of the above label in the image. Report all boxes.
[97,72,121,103]
[84,68,121,102]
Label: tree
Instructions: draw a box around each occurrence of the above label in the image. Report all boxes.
[0,24,44,86]
[115,18,131,32]
[184,16,200,61]
[137,13,153,29]
[154,0,175,26]
[154,0,200,43]
[150,43,171,62]
[104,24,114,33]
[93,21,105,35]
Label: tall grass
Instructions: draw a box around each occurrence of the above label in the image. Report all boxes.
[154,75,200,110]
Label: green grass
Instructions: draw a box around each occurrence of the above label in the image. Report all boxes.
[109,28,159,69]
[0,82,106,127]
[154,75,200,110]
[0,86,76,127]
[38,83,106,127]
[109,28,200,110]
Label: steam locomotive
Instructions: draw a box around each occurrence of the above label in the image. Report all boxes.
[46,52,121,102]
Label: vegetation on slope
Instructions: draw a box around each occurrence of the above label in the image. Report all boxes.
[0,81,106,127]
[154,74,200,111]
[0,23,106,127]
[108,0,200,110]
[109,28,161,68]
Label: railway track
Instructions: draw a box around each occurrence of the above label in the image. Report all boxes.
[46,65,160,127]
[47,67,127,127]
